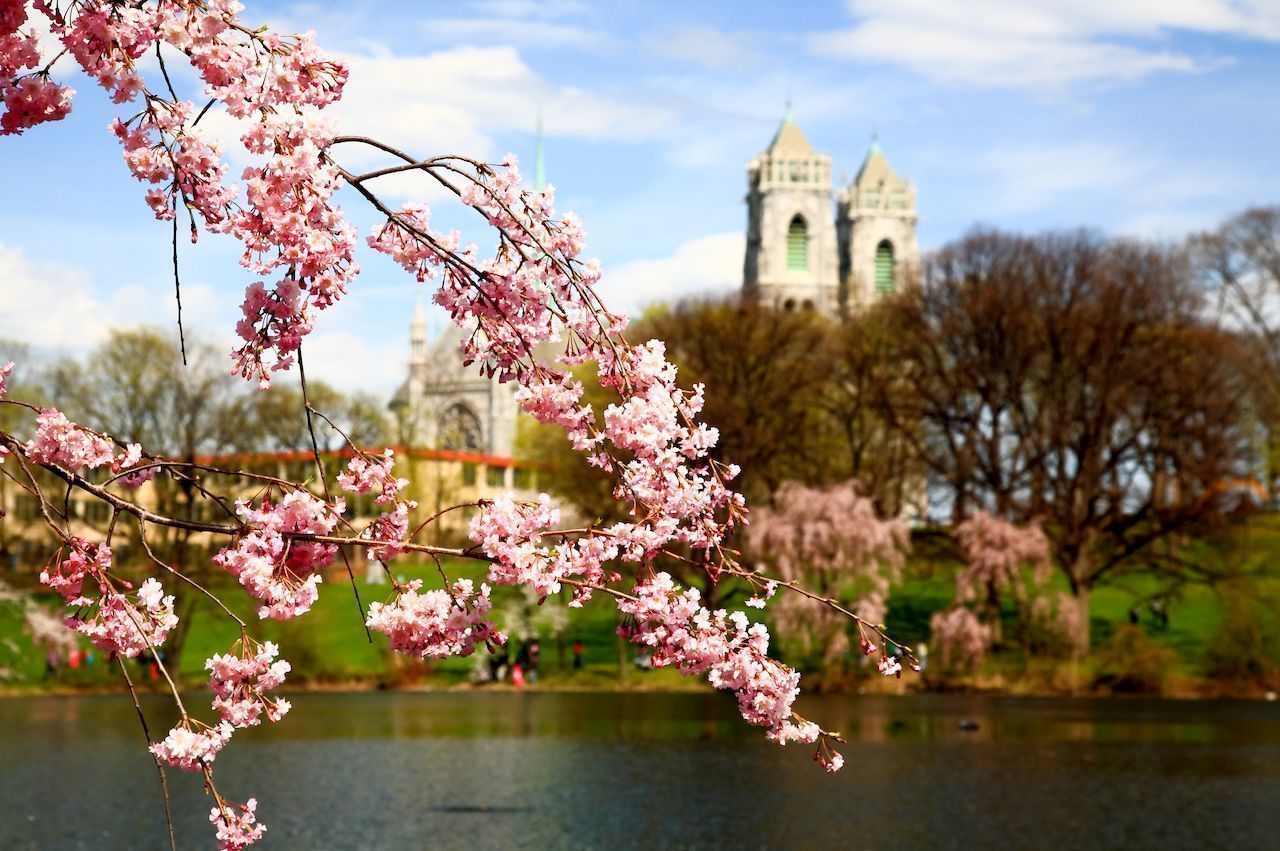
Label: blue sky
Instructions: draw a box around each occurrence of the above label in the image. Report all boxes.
[3,0,1280,394]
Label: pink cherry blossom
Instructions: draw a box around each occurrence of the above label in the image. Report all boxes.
[39,540,177,657]
[749,482,909,665]
[150,719,235,772]
[362,501,415,562]
[212,491,343,619]
[207,638,292,727]
[69,577,178,658]
[113,442,157,487]
[338,449,420,561]
[876,654,902,678]
[617,572,823,749]
[26,408,116,471]
[469,493,620,605]
[39,537,110,601]
[338,449,408,504]
[366,578,503,660]
[0,11,906,838]
[211,798,266,850]
[0,5,73,136]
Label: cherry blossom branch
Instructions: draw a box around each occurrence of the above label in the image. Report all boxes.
[725,565,920,668]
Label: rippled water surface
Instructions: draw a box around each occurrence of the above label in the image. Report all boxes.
[2,691,1278,849]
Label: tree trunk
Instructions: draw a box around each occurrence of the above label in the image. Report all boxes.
[1066,585,1091,658]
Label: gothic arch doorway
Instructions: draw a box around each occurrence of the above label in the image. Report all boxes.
[439,402,483,451]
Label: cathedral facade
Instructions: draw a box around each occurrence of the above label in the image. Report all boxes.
[744,115,919,313]
[390,299,520,457]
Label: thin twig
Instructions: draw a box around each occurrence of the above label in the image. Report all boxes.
[297,345,371,640]
[118,657,178,851]
[171,206,188,365]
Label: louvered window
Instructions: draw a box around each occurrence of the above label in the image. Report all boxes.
[874,240,895,295]
[786,216,808,271]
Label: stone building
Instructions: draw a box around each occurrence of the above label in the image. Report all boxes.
[744,113,919,313]
[389,299,520,457]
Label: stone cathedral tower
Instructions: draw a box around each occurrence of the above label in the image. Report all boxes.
[743,112,838,311]
[837,135,919,310]
[743,116,918,314]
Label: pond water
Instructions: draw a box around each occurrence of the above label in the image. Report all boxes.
[1,691,1278,849]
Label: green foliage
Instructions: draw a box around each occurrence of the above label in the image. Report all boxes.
[1093,625,1181,694]
[1203,581,1280,689]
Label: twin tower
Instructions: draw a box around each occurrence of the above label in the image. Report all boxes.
[743,114,919,313]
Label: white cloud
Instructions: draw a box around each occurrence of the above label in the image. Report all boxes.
[0,243,225,350]
[597,232,744,316]
[334,45,671,159]
[0,239,408,395]
[298,327,407,397]
[182,39,674,199]
[0,243,106,344]
[811,0,1280,88]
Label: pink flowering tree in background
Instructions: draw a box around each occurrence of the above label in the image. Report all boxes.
[0,1,919,845]
[747,482,911,685]
[927,607,991,672]
[955,510,1051,642]
[0,579,78,675]
[929,511,1056,671]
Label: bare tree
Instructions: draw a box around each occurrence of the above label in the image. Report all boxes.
[878,229,1252,653]
[1191,206,1280,489]
[824,304,926,517]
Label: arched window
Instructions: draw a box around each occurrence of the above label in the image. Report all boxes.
[874,240,895,295]
[786,216,808,271]
[439,402,483,451]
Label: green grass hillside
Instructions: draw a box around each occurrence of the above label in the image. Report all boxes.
[4,519,1280,696]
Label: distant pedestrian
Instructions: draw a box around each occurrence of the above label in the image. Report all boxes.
[68,649,82,669]
[528,640,540,684]
[44,649,59,679]
[511,663,526,690]
[572,639,584,670]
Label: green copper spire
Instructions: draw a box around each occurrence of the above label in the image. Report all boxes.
[533,110,546,192]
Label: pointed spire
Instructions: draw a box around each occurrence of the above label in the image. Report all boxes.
[854,131,903,190]
[767,99,816,158]
[533,109,546,192]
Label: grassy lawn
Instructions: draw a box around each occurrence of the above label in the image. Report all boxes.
[4,519,1280,693]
